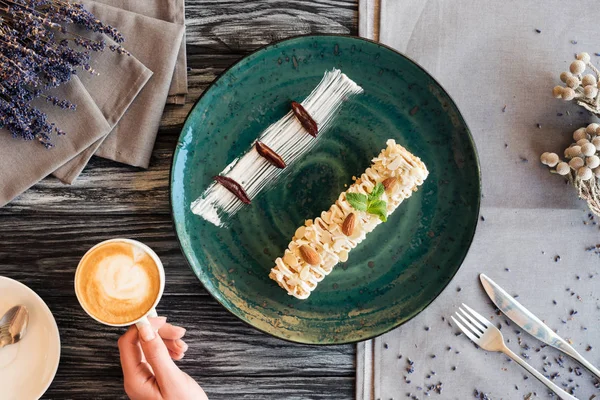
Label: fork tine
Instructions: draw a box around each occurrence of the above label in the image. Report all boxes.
[455,312,481,338]
[458,307,486,333]
[462,303,491,327]
[451,316,479,343]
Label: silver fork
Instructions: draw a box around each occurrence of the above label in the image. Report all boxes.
[452,303,579,400]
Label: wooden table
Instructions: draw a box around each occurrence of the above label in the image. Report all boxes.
[0,2,358,398]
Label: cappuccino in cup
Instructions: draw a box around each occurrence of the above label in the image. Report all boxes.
[75,239,164,326]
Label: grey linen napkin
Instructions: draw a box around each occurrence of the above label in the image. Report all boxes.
[357,0,600,399]
[0,78,111,206]
[93,0,187,104]
[358,0,379,42]
[0,38,151,204]
[53,0,185,182]
[52,39,152,182]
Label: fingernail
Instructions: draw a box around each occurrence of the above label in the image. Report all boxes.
[175,339,188,352]
[139,325,155,342]
[154,316,167,323]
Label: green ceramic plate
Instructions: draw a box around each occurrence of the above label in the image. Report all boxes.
[171,35,480,344]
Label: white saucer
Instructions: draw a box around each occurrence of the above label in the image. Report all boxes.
[0,277,61,400]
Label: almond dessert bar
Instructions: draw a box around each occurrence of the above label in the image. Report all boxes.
[269,139,429,299]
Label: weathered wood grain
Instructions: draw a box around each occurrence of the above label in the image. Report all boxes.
[0,215,205,296]
[185,0,357,53]
[42,292,356,398]
[46,376,355,399]
[0,216,356,391]
[46,295,354,377]
[1,1,359,398]
[0,149,174,215]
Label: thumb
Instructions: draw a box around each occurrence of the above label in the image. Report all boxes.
[137,324,181,389]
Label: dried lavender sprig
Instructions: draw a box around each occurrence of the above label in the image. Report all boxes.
[0,0,126,147]
[1,0,123,43]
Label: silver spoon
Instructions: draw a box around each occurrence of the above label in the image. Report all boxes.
[0,305,29,349]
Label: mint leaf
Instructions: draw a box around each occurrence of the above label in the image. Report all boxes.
[367,199,388,222]
[346,192,368,211]
[369,182,384,201]
[346,183,389,222]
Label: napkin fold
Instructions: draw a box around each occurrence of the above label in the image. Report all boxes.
[0,39,151,204]
[357,1,600,399]
[52,37,153,182]
[88,1,184,168]
[358,0,379,42]
[0,78,112,206]
[0,0,186,204]
[94,0,187,104]
[52,0,184,183]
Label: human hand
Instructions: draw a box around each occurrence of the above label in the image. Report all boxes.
[117,317,208,400]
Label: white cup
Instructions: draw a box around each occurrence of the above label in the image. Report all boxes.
[74,238,165,330]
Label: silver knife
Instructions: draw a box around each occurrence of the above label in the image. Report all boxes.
[480,273,600,380]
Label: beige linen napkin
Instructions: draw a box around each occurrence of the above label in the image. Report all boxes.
[0,35,151,204]
[52,41,153,182]
[94,0,187,104]
[90,0,184,166]
[1,0,185,203]
[0,78,111,206]
[53,0,185,182]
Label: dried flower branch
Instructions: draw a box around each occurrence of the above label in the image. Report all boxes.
[541,123,600,215]
[0,0,126,148]
[553,52,600,116]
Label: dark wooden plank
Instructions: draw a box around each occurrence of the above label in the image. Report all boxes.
[185,0,358,54]
[0,149,174,215]
[46,295,354,378]
[0,214,355,390]
[3,2,359,398]
[0,215,206,296]
[45,376,354,399]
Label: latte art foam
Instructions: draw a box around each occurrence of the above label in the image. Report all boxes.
[76,242,161,325]
[95,254,151,300]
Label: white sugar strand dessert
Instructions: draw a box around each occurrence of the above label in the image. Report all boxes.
[191,69,364,227]
[270,139,429,299]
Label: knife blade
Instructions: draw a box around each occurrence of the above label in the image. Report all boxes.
[480,273,600,380]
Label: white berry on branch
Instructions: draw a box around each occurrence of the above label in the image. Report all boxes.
[587,123,599,134]
[587,155,600,168]
[569,157,585,170]
[553,53,600,116]
[582,143,596,156]
[582,74,597,87]
[556,162,570,175]
[573,127,587,141]
[577,52,591,63]
[578,166,593,180]
[570,60,586,75]
[542,124,600,216]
